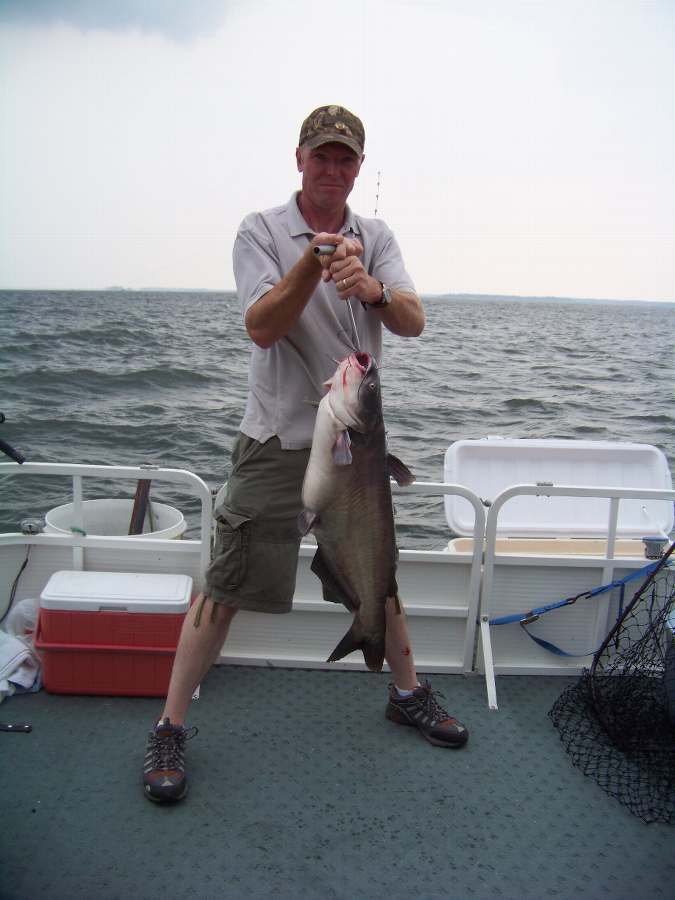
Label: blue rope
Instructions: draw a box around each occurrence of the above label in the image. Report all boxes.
[488,559,668,658]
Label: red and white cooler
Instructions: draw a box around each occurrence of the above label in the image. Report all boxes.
[35,570,193,696]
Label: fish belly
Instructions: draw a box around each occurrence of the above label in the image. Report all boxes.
[313,437,397,670]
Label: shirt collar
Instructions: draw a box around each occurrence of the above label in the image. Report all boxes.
[287,192,361,238]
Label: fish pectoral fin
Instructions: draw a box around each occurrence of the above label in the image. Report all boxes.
[332,430,352,466]
[327,623,385,672]
[387,453,415,486]
[298,509,318,535]
[310,547,358,612]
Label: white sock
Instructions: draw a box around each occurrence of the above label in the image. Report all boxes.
[395,684,418,698]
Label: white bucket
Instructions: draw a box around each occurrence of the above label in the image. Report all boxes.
[44,498,186,539]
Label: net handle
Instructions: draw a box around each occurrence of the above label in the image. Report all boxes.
[589,540,675,689]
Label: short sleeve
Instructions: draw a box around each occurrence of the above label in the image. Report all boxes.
[369,226,417,294]
[232,213,283,318]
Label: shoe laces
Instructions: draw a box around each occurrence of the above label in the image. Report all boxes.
[416,680,453,722]
[149,725,198,770]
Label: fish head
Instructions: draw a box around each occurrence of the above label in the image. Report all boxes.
[326,352,381,432]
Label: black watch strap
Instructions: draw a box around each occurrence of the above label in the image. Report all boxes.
[363,282,392,310]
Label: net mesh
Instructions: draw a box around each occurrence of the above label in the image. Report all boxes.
[549,544,675,824]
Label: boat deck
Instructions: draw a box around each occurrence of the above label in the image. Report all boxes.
[2,667,673,900]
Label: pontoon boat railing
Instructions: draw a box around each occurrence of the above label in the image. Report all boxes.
[5,465,673,709]
[480,484,675,709]
[0,462,213,580]
[391,481,486,672]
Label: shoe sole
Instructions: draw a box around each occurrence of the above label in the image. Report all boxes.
[386,707,468,748]
[144,782,188,803]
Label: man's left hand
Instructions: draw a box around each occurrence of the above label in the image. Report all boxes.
[328,241,382,304]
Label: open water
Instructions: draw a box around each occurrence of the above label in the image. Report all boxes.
[0,290,673,548]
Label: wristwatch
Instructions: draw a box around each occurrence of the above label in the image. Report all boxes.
[369,282,392,309]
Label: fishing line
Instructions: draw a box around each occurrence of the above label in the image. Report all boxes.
[313,244,361,350]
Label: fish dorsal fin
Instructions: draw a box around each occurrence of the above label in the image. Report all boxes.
[387,453,414,486]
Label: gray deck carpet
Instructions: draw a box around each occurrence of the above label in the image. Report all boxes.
[1,667,673,900]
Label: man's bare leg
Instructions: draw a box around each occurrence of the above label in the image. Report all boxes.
[384,595,418,690]
[160,594,238,726]
[383,594,469,747]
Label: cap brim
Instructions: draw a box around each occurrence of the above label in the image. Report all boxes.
[302,133,363,157]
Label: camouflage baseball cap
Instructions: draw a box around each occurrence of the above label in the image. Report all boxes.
[299,105,365,156]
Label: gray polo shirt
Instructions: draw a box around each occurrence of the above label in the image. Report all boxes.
[233,192,416,449]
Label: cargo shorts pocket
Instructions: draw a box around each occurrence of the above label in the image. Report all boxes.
[208,509,251,591]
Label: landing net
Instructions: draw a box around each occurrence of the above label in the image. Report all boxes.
[549,543,675,824]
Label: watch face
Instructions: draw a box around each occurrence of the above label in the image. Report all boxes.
[369,283,391,308]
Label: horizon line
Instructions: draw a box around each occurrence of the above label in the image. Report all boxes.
[0,287,673,305]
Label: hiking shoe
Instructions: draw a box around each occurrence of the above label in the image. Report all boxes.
[143,718,198,803]
[385,681,469,748]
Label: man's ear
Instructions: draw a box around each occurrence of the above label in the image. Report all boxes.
[296,147,303,172]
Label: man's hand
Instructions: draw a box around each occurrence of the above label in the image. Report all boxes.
[325,239,382,303]
[307,233,365,283]
[308,233,346,278]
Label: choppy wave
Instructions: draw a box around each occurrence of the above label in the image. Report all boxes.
[5,365,212,389]
[1,290,674,547]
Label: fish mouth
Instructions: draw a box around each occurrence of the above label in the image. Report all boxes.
[352,351,372,373]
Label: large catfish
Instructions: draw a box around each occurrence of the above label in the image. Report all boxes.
[299,351,414,671]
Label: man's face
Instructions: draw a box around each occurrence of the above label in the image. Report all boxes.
[296,142,364,209]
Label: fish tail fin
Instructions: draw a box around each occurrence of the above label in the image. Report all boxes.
[361,638,386,672]
[327,623,385,672]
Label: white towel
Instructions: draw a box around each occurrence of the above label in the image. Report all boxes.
[0,630,42,702]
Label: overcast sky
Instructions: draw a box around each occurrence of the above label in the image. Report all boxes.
[1,0,673,300]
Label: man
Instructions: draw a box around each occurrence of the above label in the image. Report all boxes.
[143,105,469,804]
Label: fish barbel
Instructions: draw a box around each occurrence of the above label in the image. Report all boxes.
[299,352,414,671]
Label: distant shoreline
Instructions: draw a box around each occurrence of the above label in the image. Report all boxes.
[424,293,675,306]
[0,288,673,306]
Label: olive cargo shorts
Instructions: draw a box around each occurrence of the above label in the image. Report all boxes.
[205,434,310,613]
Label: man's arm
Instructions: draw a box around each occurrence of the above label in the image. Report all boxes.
[369,288,425,338]
[244,234,354,349]
[326,256,425,338]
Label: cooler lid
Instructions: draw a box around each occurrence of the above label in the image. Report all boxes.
[444,437,674,538]
[40,570,193,613]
